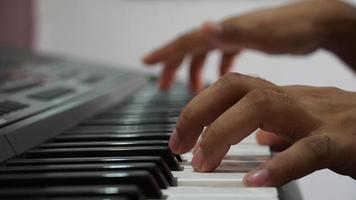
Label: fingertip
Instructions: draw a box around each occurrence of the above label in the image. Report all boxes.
[142,54,150,64]
[191,146,204,170]
[189,81,202,94]
[169,129,181,152]
[143,50,165,65]
[192,142,229,172]
[201,21,222,37]
[168,128,193,154]
[243,168,269,187]
[142,53,154,64]
[159,77,171,92]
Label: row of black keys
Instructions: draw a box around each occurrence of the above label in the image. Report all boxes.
[0,84,192,199]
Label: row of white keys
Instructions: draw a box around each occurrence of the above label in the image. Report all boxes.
[162,131,278,200]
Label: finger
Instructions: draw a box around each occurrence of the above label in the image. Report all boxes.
[256,129,290,151]
[219,51,240,76]
[143,30,208,65]
[170,73,277,154]
[189,53,207,93]
[244,134,336,187]
[159,56,184,91]
[191,89,319,172]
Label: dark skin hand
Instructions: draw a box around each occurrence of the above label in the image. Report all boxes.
[170,73,356,186]
[143,0,356,187]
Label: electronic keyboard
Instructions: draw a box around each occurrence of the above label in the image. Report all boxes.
[0,47,302,199]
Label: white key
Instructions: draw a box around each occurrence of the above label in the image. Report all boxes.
[166,197,278,200]
[228,144,271,156]
[163,186,278,200]
[239,132,258,144]
[173,168,245,187]
[181,159,263,172]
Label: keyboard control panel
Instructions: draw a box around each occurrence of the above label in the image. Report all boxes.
[0,47,147,162]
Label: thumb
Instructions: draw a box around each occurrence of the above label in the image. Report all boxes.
[243,134,336,187]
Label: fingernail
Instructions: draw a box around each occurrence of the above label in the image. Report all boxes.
[192,136,202,155]
[169,129,180,151]
[244,169,269,187]
[191,146,204,171]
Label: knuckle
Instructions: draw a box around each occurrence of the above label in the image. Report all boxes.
[244,88,290,109]
[243,89,273,109]
[303,135,335,161]
[220,72,240,85]
[217,72,243,92]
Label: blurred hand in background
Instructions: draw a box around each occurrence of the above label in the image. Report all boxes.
[143,0,356,93]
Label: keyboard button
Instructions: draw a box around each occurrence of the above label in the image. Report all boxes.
[1,79,42,93]
[28,87,75,101]
[0,100,28,116]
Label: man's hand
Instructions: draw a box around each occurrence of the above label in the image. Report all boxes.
[169,72,356,187]
[143,0,356,92]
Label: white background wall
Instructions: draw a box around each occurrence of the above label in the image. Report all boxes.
[35,0,356,199]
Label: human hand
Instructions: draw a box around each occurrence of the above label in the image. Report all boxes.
[143,0,355,92]
[169,72,356,187]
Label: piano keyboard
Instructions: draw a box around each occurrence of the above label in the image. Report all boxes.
[0,82,279,200]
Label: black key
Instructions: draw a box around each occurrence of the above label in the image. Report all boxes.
[6,156,175,185]
[44,197,129,200]
[53,133,171,142]
[65,128,172,135]
[0,163,168,188]
[115,106,183,112]
[130,96,190,103]
[24,146,182,171]
[0,171,161,198]
[95,113,179,119]
[81,118,177,126]
[39,140,169,149]
[103,109,181,115]
[77,124,175,131]
[0,185,144,200]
